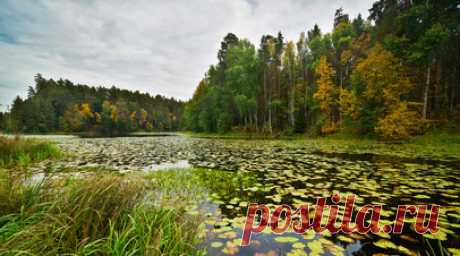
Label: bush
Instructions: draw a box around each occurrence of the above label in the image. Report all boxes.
[375,102,426,140]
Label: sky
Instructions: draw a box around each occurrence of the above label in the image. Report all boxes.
[0,0,374,111]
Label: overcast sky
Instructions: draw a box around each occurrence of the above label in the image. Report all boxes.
[0,0,373,111]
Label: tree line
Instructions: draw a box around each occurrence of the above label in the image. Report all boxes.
[0,74,183,136]
[183,0,460,139]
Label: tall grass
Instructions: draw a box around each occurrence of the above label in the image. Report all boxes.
[0,172,205,255]
[0,136,61,167]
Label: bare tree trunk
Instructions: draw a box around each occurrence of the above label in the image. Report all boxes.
[423,64,431,119]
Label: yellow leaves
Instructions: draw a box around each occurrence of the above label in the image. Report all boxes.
[352,44,412,107]
[314,56,339,133]
[130,111,137,123]
[79,103,94,119]
[102,100,119,122]
[339,88,360,120]
[63,103,95,131]
[346,43,424,139]
[314,57,336,112]
[94,112,101,124]
[110,106,118,122]
[340,49,353,66]
[375,102,426,140]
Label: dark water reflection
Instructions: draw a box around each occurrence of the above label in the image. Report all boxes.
[188,144,460,256]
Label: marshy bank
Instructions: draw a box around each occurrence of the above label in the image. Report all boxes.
[0,134,459,255]
[0,136,206,255]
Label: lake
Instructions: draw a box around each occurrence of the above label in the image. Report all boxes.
[21,134,460,255]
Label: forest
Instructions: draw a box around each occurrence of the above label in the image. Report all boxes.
[0,74,183,136]
[182,0,460,140]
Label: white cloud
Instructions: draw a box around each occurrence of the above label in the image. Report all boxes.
[0,0,373,110]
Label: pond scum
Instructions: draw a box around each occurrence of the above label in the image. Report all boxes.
[0,136,459,255]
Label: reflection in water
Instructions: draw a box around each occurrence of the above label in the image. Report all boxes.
[187,153,460,255]
[148,160,191,171]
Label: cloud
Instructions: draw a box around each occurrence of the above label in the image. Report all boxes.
[0,0,373,111]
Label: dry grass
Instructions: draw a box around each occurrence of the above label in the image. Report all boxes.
[0,172,205,255]
[0,136,60,168]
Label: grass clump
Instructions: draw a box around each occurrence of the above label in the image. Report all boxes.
[0,172,205,255]
[0,136,61,167]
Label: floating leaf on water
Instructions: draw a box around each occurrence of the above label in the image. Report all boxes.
[414,194,430,199]
[320,230,332,237]
[422,230,447,241]
[222,244,239,255]
[248,187,259,192]
[214,226,233,233]
[397,245,413,256]
[239,201,248,207]
[447,213,460,219]
[448,248,460,256]
[399,234,419,243]
[274,236,299,243]
[349,233,366,240]
[218,231,237,239]
[337,235,354,243]
[375,232,391,239]
[441,193,459,199]
[272,196,282,203]
[205,219,217,226]
[228,238,242,247]
[286,249,308,256]
[323,241,345,255]
[229,197,240,205]
[292,242,306,249]
[450,223,460,229]
[307,240,325,255]
[211,241,224,248]
[373,239,397,249]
